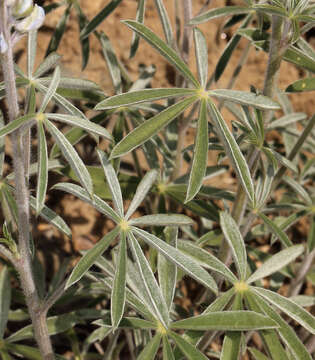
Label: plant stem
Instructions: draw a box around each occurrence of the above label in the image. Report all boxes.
[0,244,17,265]
[0,2,54,358]
[288,248,315,297]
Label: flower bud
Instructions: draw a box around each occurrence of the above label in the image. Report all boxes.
[15,5,45,33]
[12,0,33,18]
[0,33,8,54]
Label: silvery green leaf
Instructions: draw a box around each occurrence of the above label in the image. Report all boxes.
[193,28,208,88]
[171,311,277,331]
[291,295,315,308]
[80,0,123,39]
[27,30,37,78]
[98,32,122,94]
[36,83,85,119]
[130,214,193,227]
[111,233,127,329]
[7,313,79,343]
[45,5,71,56]
[283,176,313,206]
[132,227,218,295]
[46,113,112,141]
[34,53,61,78]
[154,0,173,45]
[128,232,170,327]
[264,148,298,173]
[15,5,45,33]
[246,291,311,360]
[95,88,197,110]
[66,227,120,289]
[190,6,251,25]
[169,331,208,360]
[207,99,255,205]
[178,240,237,284]
[123,20,199,87]
[111,96,197,158]
[220,332,241,360]
[253,287,315,334]
[0,113,34,138]
[186,99,208,202]
[39,66,60,113]
[158,227,177,311]
[0,267,11,339]
[162,336,175,360]
[220,212,247,281]
[125,169,157,219]
[130,0,146,58]
[209,89,281,110]
[96,149,123,217]
[247,245,304,284]
[45,121,93,198]
[269,112,307,129]
[258,213,293,248]
[35,120,48,215]
[137,333,162,360]
[52,182,120,223]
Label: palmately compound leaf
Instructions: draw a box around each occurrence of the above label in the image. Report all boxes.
[45,121,93,198]
[125,169,158,219]
[111,95,197,158]
[253,287,315,334]
[207,99,255,206]
[52,182,121,223]
[169,331,208,360]
[46,113,112,141]
[190,6,251,25]
[171,311,278,331]
[39,66,61,112]
[97,149,124,217]
[123,20,200,87]
[66,227,120,289]
[193,28,208,88]
[36,120,48,215]
[111,233,127,329]
[247,244,304,284]
[186,99,208,202]
[247,291,312,360]
[95,88,196,110]
[220,212,247,281]
[128,232,170,327]
[129,214,193,227]
[209,89,281,111]
[0,267,11,339]
[132,227,218,295]
[137,333,162,360]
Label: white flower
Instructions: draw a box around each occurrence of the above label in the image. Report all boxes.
[15,5,45,33]
[0,33,8,54]
[12,0,33,18]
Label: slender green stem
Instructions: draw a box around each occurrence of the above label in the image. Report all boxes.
[0,2,54,358]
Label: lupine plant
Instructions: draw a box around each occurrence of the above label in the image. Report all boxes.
[0,0,314,359]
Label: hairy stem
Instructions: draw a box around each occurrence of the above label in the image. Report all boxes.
[0,2,54,358]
